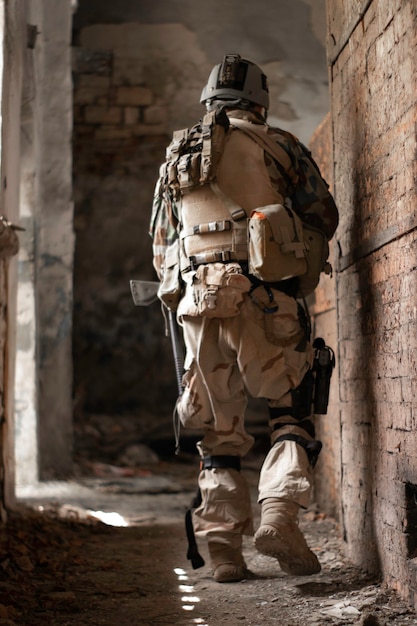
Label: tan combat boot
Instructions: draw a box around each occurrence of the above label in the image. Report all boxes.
[254,498,321,576]
[207,532,248,583]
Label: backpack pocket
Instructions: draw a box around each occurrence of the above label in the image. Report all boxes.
[248,204,307,282]
[297,223,332,297]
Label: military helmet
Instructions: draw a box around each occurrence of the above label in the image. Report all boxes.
[200,54,269,110]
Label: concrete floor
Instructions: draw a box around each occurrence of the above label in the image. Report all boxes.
[13,459,417,625]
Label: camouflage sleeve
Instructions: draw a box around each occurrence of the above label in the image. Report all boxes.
[149,168,180,278]
[266,127,339,240]
[290,141,339,239]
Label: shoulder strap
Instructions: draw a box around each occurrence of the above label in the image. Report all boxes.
[228,118,293,172]
[209,180,247,221]
[209,118,295,221]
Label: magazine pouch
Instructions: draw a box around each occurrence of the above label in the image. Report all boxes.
[192,262,251,318]
[157,239,183,310]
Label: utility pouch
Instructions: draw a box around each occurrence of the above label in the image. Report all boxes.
[249,286,304,346]
[297,224,332,297]
[157,239,183,310]
[193,262,251,318]
[248,204,307,283]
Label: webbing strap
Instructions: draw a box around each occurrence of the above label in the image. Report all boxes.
[269,407,294,418]
[274,433,322,468]
[181,220,232,238]
[281,240,308,258]
[210,180,248,221]
[188,249,246,268]
[228,118,293,173]
[200,455,241,471]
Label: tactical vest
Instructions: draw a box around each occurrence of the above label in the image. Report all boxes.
[163,113,283,273]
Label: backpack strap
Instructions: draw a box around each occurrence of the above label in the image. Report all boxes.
[228,117,294,173]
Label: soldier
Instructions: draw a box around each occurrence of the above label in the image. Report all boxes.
[150,54,338,583]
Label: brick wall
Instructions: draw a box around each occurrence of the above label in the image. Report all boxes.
[327,0,417,606]
[72,38,182,451]
[309,114,341,521]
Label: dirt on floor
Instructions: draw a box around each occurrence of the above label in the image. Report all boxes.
[4,457,417,626]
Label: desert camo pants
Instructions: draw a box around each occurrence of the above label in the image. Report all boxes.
[176,284,316,538]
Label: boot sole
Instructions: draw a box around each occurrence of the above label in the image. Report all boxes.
[254,527,321,576]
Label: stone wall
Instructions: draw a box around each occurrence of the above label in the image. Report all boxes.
[72,33,176,425]
[327,0,417,606]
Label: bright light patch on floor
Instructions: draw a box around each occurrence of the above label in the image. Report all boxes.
[87,510,129,527]
[174,566,210,625]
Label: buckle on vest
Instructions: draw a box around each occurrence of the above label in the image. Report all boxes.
[192,220,232,234]
[188,250,234,270]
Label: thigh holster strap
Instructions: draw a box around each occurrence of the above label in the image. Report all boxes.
[200,455,241,471]
[269,407,294,419]
[274,433,322,468]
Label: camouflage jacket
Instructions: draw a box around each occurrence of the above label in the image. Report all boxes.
[149,109,339,277]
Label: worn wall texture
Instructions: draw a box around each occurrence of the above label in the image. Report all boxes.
[0,0,26,509]
[327,0,417,607]
[309,114,341,521]
[15,0,75,481]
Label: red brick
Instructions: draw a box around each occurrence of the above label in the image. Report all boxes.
[116,86,153,106]
[329,0,417,602]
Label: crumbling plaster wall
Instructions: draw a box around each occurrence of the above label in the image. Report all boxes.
[71,0,332,457]
[15,0,75,483]
[327,0,417,607]
[0,0,26,509]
